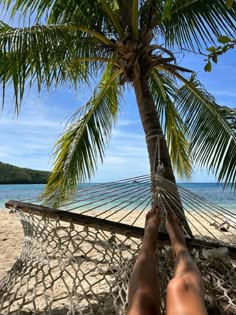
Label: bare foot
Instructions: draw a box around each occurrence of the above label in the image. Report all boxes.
[142,206,161,251]
[166,212,187,257]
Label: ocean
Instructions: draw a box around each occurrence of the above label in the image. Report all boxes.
[0,182,236,213]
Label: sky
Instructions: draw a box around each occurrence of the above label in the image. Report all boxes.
[0,9,236,183]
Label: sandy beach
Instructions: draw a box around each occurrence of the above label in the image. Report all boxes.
[0,207,235,278]
[0,209,23,279]
[0,207,235,314]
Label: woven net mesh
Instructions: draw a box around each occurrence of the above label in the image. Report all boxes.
[0,209,139,315]
[1,175,236,314]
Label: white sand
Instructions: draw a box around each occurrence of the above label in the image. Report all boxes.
[0,207,235,314]
[0,207,235,279]
[0,209,24,279]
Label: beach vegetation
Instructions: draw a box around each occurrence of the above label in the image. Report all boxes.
[0,161,49,184]
[204,1,236,70]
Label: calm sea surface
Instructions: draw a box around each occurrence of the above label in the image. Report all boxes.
[0,182,236,213]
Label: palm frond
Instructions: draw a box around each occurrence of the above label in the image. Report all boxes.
[1,0,122,38]
[43,65,123,206]
[149,69,192,178]
[100,0,123,37]
[160,0,236,50]
[0,20,11,32]
[132,0,139,40]
[117,0,132,29]
[176,75,236,188]
[0,22,113,111]
[139,0,162,29]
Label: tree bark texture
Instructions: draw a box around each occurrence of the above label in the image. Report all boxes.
[133,65,193,236]
[133,72,175,183]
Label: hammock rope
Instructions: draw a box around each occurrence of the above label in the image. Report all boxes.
[1,174,235,314]
[12,174,236,243]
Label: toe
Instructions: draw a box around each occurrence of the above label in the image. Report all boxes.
[174,216,180,225]
[153,205,159,215]
[166,212,172,223]
[146,209,153,219]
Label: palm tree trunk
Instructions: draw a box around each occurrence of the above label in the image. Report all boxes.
[133,66,193,236]
[133,74,175,183]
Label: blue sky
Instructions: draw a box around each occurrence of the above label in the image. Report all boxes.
[0,11,236,183]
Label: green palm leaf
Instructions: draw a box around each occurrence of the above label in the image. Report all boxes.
[1,0,236,199]
[43,64,123,206]
[99,0,123,37]
[131,0,139,39]
[149,69,192,178]
[0,22,114,111]
[176,75,236,187]
[1,0,120,37]
[161,0,236,50]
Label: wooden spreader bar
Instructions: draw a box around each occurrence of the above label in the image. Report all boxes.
[5,200,236,259]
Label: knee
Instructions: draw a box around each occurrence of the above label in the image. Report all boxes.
[167,277,188,294]
[167,275,204,296]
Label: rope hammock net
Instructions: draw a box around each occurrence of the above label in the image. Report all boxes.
[1,174,236,314]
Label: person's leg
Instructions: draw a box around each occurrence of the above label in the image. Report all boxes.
[127,206,161,315]
[166,214,208,315]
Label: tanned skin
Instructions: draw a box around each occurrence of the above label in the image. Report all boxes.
[127,206,207,315]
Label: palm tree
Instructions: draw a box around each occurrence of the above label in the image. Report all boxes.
[0,1,236,223]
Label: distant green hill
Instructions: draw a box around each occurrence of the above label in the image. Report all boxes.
[0,161,49,184]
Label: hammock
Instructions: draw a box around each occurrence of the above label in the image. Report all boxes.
[0,175,236,314]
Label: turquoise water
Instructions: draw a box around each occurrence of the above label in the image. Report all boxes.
[0,184,45,207]
[0,182,236,212]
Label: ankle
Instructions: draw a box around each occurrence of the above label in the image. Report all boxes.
[141,240,158,254]
[173,244,188,257]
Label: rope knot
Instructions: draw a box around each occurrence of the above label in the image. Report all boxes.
[156,163,165,177]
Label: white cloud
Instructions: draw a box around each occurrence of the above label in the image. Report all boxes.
[112,129,144,140]
[115,145,147,157]
[105,156,127,165]
[0,44,235,184]
[0,118,62,128]
[118,119,140,126]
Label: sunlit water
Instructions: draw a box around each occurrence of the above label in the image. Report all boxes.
[0,182,235,213]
